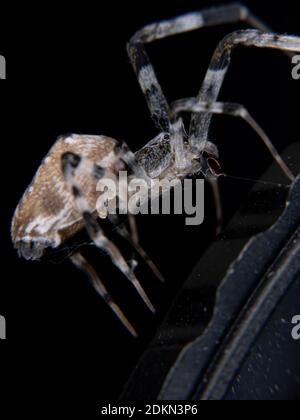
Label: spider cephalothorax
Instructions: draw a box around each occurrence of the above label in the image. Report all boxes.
[135,119,219,180]
[12,3,299,336]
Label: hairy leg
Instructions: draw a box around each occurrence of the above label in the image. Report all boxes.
[71,252,138,337]
[61,152,156,313]
[128,3,271,132]
[109,214,165,283]
[189,30,300,153]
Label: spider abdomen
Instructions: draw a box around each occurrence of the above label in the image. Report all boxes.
[12,134,118,260]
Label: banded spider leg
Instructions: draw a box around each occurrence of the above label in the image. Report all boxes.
[128,2,271,133]
[61,151,156,336]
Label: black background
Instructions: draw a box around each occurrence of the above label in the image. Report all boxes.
[1,0,300,411]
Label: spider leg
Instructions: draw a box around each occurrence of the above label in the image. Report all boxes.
[128,214,139,245]
[189,30,300,153]
[113,145,166,281]
[128,3,270,133]
[61,153,156,313]
[122,215,139,273]
[109,214,165,283]
[70,252,138,337]
[167,114,223,234]
[173,97,296,182]
[115,142,151,183]
[60,140,151,183]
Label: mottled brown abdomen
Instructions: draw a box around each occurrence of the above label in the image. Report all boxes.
[12,134,118,260]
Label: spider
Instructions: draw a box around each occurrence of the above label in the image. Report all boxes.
[11,3,300,337]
